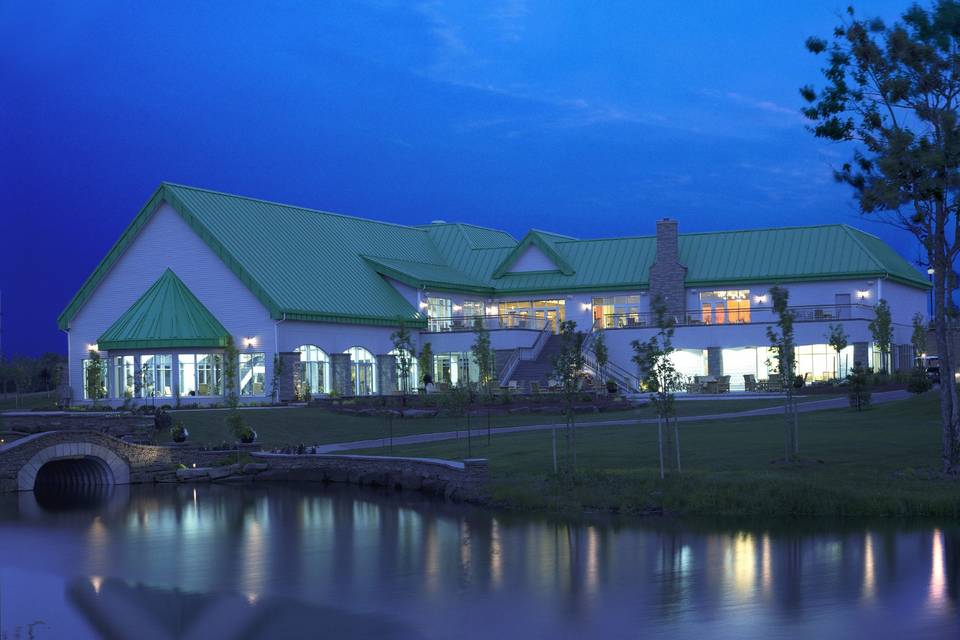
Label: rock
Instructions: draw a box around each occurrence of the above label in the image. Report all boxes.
[254,469,290,482]
[242,462,269,474]
[207,466,238,480]
[325,468,349,483]
[176,468,210,481]
[397,473,422,491]
[421,478,447,495]
[288,468,326,483]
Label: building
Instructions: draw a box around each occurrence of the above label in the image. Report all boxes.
[59,183,930,404]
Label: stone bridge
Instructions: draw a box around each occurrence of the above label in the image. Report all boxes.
[0,431,234,493]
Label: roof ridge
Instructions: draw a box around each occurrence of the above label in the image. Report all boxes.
[161,182,430,234]
[839,225,888,275]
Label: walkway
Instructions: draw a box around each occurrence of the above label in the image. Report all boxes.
[313,390,911,453]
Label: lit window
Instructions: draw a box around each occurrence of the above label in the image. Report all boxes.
[140,354,173,398]
[699,290,751,324]
[591,295,641,328]
[344,347,377,395]
[390,348,419,393]
[427,298,453,331]
[178,354,223,397]
[82,358,107,400]
[113,356,135,399]
[295,345,330,395]
[239,352,266,396]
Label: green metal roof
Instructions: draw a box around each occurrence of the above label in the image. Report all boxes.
[97,269,229,350]
[59,184,929,332]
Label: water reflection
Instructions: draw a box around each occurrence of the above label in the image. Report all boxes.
[0,486,957,639]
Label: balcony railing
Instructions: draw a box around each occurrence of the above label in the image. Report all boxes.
[426,314,555,333]
[595,303,876,330]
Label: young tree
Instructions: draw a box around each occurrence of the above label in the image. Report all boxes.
[767,286,799,461]
[418,342,434,389]
[591,330,610,393]
[827,323,849,380]
[271,353,283,404]
[552,320,587,474]
[84,350,106,403]
[911,312,928,358]
[868,299,894,373]
[470,317,495,396]
[632,296,683,479]
[390,322,416,398]
[802,1,960,472]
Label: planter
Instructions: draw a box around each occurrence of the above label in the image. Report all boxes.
[240,429,258,444]
[171,427,189,443]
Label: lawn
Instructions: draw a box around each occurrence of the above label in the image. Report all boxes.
[0,393,60,412]
[346,392,960,518]
[167,395,835,448]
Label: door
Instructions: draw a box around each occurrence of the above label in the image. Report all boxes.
[835,293,851,319]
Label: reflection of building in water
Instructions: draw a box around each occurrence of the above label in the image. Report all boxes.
[862,533,875,603]
[930,528,946,611]
[726,532,756,597]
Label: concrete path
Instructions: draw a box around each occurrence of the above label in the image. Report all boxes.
[314,390,911,453]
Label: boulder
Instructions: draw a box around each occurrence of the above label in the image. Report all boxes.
[242,462,270,475]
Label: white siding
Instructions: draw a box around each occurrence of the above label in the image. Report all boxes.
[508,245,557,272]
[67,202,276,402]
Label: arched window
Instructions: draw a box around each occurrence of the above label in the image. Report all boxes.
[294,345,330,396]
[344,347,378,395]
[389,348,419,393]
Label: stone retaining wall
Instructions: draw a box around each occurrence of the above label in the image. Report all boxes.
[162,453,488,502]
[0,412,153,440]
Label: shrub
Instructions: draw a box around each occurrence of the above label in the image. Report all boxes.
[907,367,933,394]
[606,379,618,394]
[154,409,173,432]
[170,421,189,443]
[848,362,872,411]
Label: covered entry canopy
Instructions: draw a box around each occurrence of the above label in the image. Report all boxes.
[96,269,229,350]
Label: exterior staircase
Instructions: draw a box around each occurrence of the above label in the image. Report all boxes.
[499,334,563,389]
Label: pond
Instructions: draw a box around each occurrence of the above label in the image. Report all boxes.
[0,484,957,639]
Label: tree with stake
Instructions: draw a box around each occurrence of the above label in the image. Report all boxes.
[802,1,960,472]
[868,299,893,373]
[391,321,416,401]
[418,342,434,391]
[591,330,609,394]
[552,320,586,474]
[471,317,495,398]
[632,296,683,479]
[767,286,799,461]
[827,323,849,380]
[84,350,105,404]
[911,312,928,358]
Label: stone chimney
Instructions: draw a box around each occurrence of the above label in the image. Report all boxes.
[648,218,687,319]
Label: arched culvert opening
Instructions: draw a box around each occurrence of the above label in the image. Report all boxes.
[33,457,116,510]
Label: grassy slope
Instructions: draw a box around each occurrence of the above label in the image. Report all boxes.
[0,393,60,412]
[348,393,959,518]
[167,396,836,448]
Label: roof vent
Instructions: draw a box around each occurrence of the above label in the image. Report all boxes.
[430,219,447,224]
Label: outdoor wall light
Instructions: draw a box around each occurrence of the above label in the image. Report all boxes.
[243,336,256,348]
[580,302,591,311]
[856,290,870,300]
[87,343,99,352]
[486,305,499,315]
[754,295,767,304]
[928,267,935,276]
[452,304,462,312]
[418,301,429,309]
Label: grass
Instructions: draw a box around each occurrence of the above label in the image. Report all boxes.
[345,392,960,518]
[0,392,60,412]
[166,395,836,448]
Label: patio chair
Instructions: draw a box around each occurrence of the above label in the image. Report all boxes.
[717,375,731,393]
[743,374,757,392]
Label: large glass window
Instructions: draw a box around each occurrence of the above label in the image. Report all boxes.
[427,297,453,331]
[140,354,173,398]
[592,295,643,329]
[461,300,485,318]
[179,354,223,397]
[797,344,855,382]
[390,348,419,393]
[345,347,378,395]
[499,299,565,331]
[113,356,135,399]
[239,352,266,396]
[296,345,330,395]
[82,358,107,400]
[433,352,479,386]
[700,290,751,324]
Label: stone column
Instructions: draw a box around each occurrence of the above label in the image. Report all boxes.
[707,347,723,377]
[278,352,300,402]
[377,354,398,396]
[330,353,353,396]
[853,342,869,368]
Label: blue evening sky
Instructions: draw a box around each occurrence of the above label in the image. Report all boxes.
[0,1,918,356]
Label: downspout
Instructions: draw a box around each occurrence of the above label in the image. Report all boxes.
[62,327,71,406]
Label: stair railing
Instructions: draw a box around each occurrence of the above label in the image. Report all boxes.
[498,319,554,387]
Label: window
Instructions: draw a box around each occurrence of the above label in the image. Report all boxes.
[591,295,642,328]
[390,348,419,393]
[82,358,107,400]
[796,344,855,382]
[699,290,751,324]
[433,352,479,386]
[140,354,173,398]
[499,300,565,330]
[295,345,330,395]
[462,300,485,318]
[239,352,266,396]
[113,356,135,399]
[427,297,453,331]
[178,354,223,397]
[345,347,377,395]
